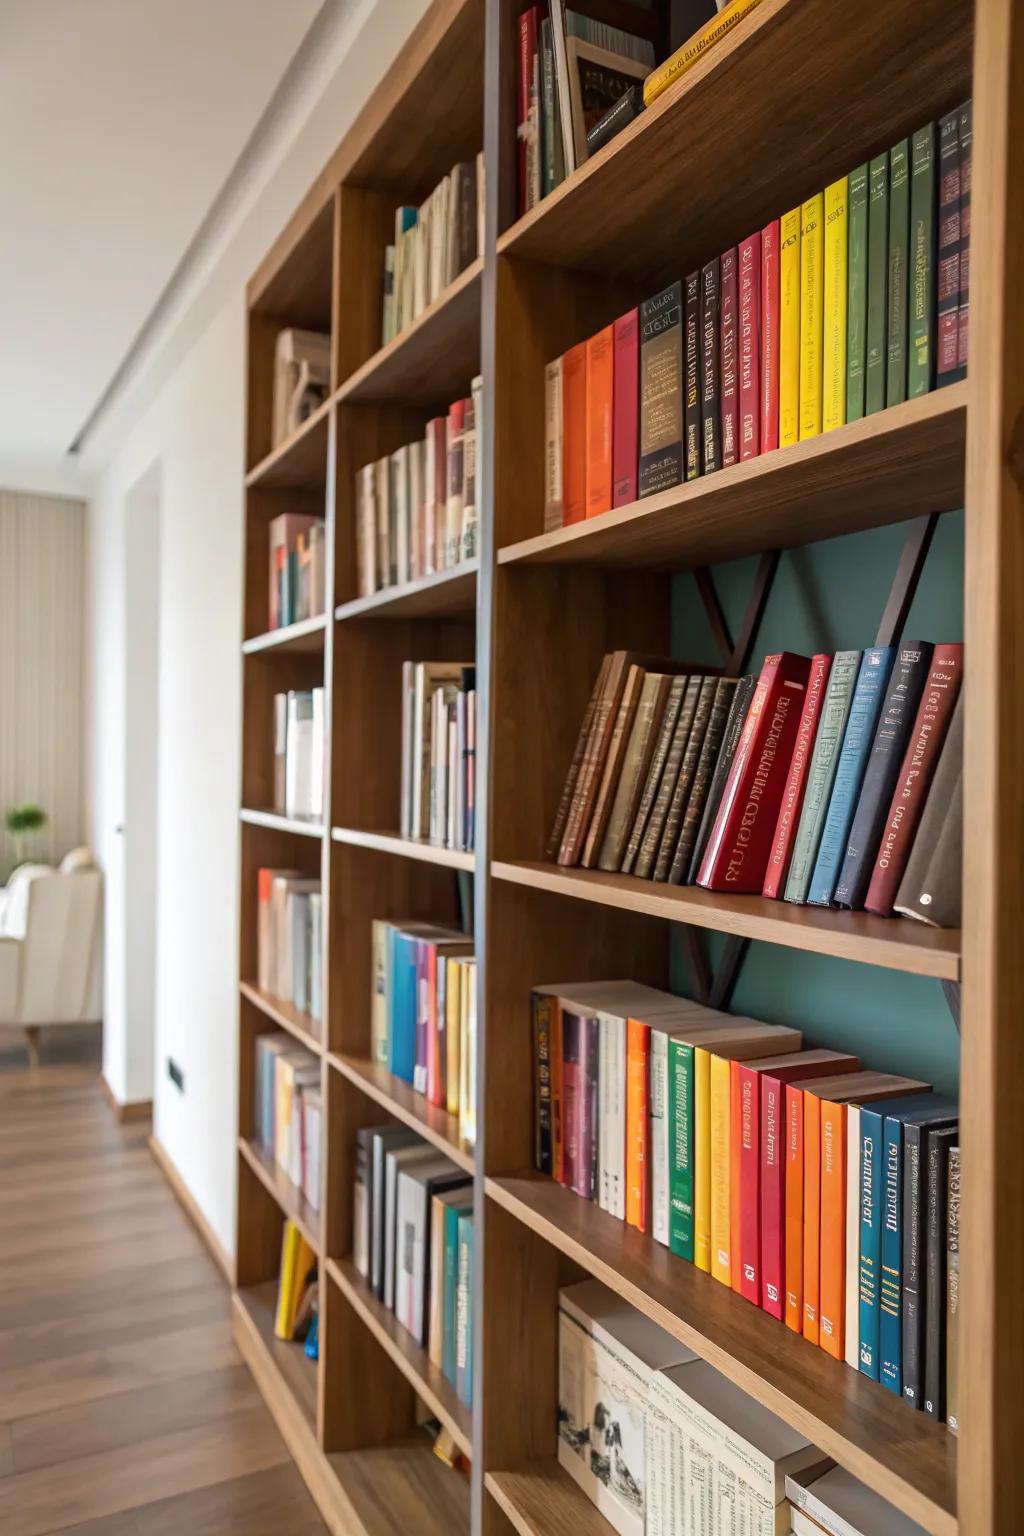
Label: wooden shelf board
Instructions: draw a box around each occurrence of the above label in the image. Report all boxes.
[246,398,331,490]
[335,258,482,407]
[335,559,478,621]
[239,980,323,1054]
[498,386,967,572]
[331,826,475,872]
[492,862,960,981]
[233,1281,318,1431]
[238,1136,322,1253]
[495,0,973,281]
[486,1174,957,1536]
[242,614,327,655]
[240,807,325,839]
[327,1256,473,1459]
[486,1460,619,1536]
[327,1052,475,1174]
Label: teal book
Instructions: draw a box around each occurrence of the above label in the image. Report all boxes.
[908,122,937,397]
[846,162,869,421]
[668,1038,695,1261]
[806,647,895,906]
[857,1102,886,1378]
[388,929,417,1084]
[784,650,862,903]
[442,1199,464,1383]
[865,154,889,414]
[886,138,911,406]
[455,1210,474,1406]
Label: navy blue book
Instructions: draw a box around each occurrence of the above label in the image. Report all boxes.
[924,1125,959,1419]
[902,1107,958,1407]
[388,928,418,1083]
[807,647,895,905]
[833,642,933,909]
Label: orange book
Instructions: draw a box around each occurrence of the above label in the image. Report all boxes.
[819,1097,847,1359]
[802,1087,823,1343]
[625,1018,651,1230]
[585,326,614,517]
[730,1060,743,1294]
[784,1084,805,1333]
[562,341,587,524]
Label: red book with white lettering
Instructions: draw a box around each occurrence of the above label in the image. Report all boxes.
[697,652,812,893]
[738,231,761,460]
[762,653,832,898]
[760,218,780,451]
[612,308,640,506]
[720,246,739,467]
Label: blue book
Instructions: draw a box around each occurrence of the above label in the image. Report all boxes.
[455,1210,475,1407]
[807,648,895,905]
[387,929,418,1083]
[857,1105,885,1378]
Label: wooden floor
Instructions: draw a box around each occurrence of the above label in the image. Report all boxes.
[0,1049,328,1536]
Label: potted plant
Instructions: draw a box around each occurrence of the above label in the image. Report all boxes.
[5,804,46,873]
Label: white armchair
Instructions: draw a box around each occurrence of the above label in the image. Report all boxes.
[0,850,102,1064]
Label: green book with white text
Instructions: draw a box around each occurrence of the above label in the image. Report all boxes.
[846,163,869,421]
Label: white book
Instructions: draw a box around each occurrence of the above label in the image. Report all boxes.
[786,1464,926,1536]
[308,893,323,1023]
[606,1011,627,1220]
[446,708,458,849]
[458,958,477,1145]
[413,203,429,318]
[374,457,390,589]
[399,663,415,838]
[356,462,377,596]
[391,445,410,586]
[544,356,564,529]
[370,918,390,1064]
[408,438,424,581]
[596,1011,610,1212]
[410,663,465,840]
[649,1026,671,1246]
[311,687,324,821]
[844,1105,861,1369]
[284,691,314,819]
[383,1143,439,1311]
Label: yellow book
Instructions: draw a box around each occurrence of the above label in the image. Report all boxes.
[779,207,801,446]
[446,957,462,1117]
[709,1054,733,1285]
[274,1221,301,1339]
[694,1046,714,1272]
[822,176,849,431]
[458,957,477,1146]
[644,0,766,106]
[799,192,824,440]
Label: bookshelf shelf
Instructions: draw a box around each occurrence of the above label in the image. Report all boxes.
[486,1462,619,1536]
[328,1256,473,1458]
[498,386,967,572]
[492,861,961,981]
[239,808,324,839]
[233,1281,318,1433]
[327,1052,475,1174]
[486,1174,957,1536]
[238,1136,322,1254]
[245,396,331,490]
[239,980,322,1054]
[331,825,475,872]
[242,614,327,655]
[335,559,479,622]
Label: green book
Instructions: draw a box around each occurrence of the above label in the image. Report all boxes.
[442,1200,463,1383]
[908,122,937,397]
[784,650,862,904]
[865,154,889,414]
[539,19,564,198]
[846,163,869,421]
[668,1038,696,1261]
[886,138,911,407]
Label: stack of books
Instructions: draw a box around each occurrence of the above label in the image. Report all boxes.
[371,919,476,1145]
[355,378,481,597]
[272,687,326,824]
[353,1126,475,1406]
[543,103,972,528]
[382,156,485,346]
[274,1218,319,1356]
[268,512,326,630]
[256,869,323,1022]
[787,1464,933,1536]
[399,663,476,854]
[255,1034,322,1212]
[549,644,963,927]
[533,979,961,1429]
[271,328,330,450]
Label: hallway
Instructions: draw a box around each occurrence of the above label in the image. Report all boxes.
[0,1061,328,1536]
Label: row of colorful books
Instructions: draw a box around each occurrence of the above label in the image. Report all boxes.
[534,980,960,1429]
[371,919,477,1144]
[561,1277,930,1536]
[274,1219,319,1357]
[352,1126,474,1407]
[254,1034,322,1213]
[267,511,326,631]
[551,643,962,927]
[399,663,477,854]
[355,378,480,598]
[382,155,484,346]
[256,869,323,1023]
[543,102,971,528]
[272,687,325,824]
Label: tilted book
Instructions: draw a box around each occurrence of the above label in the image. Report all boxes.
[763,653,832,900]
[686,674,755,884]
[668,675,737,884]
[784,650,861,904]
[893,691,963,927]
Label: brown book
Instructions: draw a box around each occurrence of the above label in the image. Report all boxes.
[597,673,672,872]
[559,652,630,866]
[546,654,609,859]
[621,676,688,875]
[865,644,963,915]
[581,664,645,867]
[653,674,717,881]
[893,692,963,927]
[669,676,738,884]
[635,676,702,881]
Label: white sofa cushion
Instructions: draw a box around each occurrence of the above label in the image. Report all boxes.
[0,864,54,940]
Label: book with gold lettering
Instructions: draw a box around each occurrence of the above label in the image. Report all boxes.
[822,176,848,431]
[799,193,824,439]
[639,281,684,497]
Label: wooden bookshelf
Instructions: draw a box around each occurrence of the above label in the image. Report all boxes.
[231,0,1024,1532]
[239,1135,322,1253]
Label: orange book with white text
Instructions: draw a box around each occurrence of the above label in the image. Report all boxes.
[562,342,587,524]
[818,1097,847,1359]
[625,1018,651,1230]
[585,326,614,518]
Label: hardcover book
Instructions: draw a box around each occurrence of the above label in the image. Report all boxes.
[822,176,848,432]
[846,163,869,422]
[700,257,721,473]
[582,664,645,867]
[668,676,737,884]
[652,675,716,881]
[545,356,565,528]
[762,653,832,900]
[760,218,780,451]
[597,672,671,873]
[639,282,684,497]
[778,207,801,447]
[586,325,614,517]
[784,650,862,904]
[686,674,755,884]
[893,692,963,927]
[684,271,701,480]
[635,676,701,881]
[865,153,890,415]
[738,232,761,460]
[612,308,640,505]
[621,675,687,875]
[935,110,962,387]
[799,193,824,439]
[947,1145,960,1432]
[720,246,739,466]
[923,1125,958,1419]
[957,100,972,376]
[908,122,937,398]
[547,655,610,858]
[562,340,587,522]
[886,138,911,406]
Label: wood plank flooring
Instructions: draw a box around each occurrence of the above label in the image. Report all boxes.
[0,1058,328,1536]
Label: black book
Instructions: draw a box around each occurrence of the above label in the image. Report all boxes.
[686,673,755,883]
[924,1125,959,1420]
[584,1013,600,1199]
[532,991,553,1173]
[894,692,963,927]
[621,676,688,875]
[639,282,684,498]
[669,676,737,884]
[586,83,644,155]
[654,675,716,881]
[684,271,701,481]
[832,641,934,909]
[901,1107,958,1408]
[700,257,721,474]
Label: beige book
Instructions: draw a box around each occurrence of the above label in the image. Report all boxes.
[598,672,671,872]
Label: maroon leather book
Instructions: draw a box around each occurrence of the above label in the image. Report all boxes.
[864,644,964,915]
[612,307,640,506]
[720,246,739,467]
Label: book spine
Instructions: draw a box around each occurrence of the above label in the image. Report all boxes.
[762,652,832,899]
[582,1016,599,1202]
[684,271,701,480]
[908,122,937,398]
[669,1040,695,1261]
[653,675,714,881]
[700,258,721,473]
[846,163,869,421]
[784,650,862,904]
[935,111,962,386]
[802,1091,822,1344]
[621,677,685,875]
[625,1018,650,1231]
[516,10,535,217]
[879,1113,905,1392]
[738,232,761,460]
[561,1010,580,1190]
[957,101,972,375]
[455,1214,473,1405]
[694,1047,713,1272]
[858,1106,883,1377]
[799,193,824,439]
[729,1060,743,1295]
[636,676,700,881]
[924,1133,953,1419]
[818,1100,846,1359]
[865,153,890,414]
[760,218,780,451]
[844,1105,861,1368]
[709,1054,733,1286]
[669,677,735,883]
[650,1029,670,1245]
[720,247,739,466]
[784,1085,804,1332]
[738,1064,761,1304]
[687,674,754,884]
[639,282,684,497]
[946,1145,960,1432]
[902,1124,926,1406]
[561,342,587,523]
[822,176,848,432]
[610,1015,626,1219]
[544,357,564,529]
[612,308,639,506]
[760,1075,785,1319]
[642,0,766,104]
[886,138,911,406]
[585,325,614,518]
[778,207,801,447]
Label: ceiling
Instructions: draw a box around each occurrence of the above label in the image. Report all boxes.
[0,0,324,482]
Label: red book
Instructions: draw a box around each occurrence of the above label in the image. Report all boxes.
[697,651,812,892]
[864,644,964,915]
[586,326,614,517]
[720,247,739,467]
[561,1009,583,1190]
[516,8,540,216]
[760,218,780,451]
[612,308,639,506]
[738,232,761,460]
[626,1018,651,1231]
[762,653,832,898]
[562,341,587,523]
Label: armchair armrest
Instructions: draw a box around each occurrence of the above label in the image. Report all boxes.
[0,938,21,1023]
